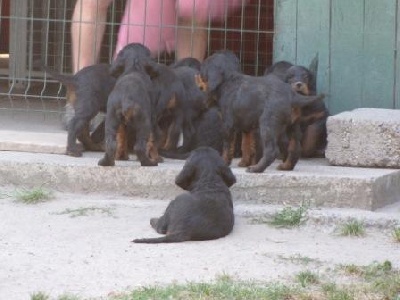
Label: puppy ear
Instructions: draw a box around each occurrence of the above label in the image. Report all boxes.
[218,165,236,187]
[207,69,223,92]
[144,62,159,79]
[110,57,125,77]
[175,162,195,190]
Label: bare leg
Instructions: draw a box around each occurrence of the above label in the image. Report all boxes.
[71,0,114,73]
[176,18,208,62]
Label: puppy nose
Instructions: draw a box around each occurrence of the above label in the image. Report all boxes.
[295,82,303,88]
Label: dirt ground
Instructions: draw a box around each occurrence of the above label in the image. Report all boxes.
[0,188,399,299]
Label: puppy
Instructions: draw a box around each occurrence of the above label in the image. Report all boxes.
[169,60,208,153]
[133,147,236,243]
[159,106,224,159]
[43,64,116,157]
[98,70,158,167]
[265,60,328,157]
[199,51,325,173]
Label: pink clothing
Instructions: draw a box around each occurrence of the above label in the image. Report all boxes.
[115,0,246,55]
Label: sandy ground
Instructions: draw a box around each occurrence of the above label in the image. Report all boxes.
[0,188,399,300]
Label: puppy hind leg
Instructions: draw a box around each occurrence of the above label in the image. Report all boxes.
[238,132,252,167]
[247,128,277,173]
[115,124,129,160]
[278,124,301,170]
[135,138,158,166]
[66,117,86,157]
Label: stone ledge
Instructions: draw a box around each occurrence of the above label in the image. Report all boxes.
[0,151,399,211]
[325,108,400,168]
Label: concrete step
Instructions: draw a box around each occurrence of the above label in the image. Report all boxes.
[0,149,399,211]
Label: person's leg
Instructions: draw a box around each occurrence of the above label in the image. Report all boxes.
[175,18,207,61]
[71,0,114,73]
[175,0,247,61]
[175,0,208,61]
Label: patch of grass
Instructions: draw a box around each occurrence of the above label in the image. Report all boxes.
[340,261,393,279]
[57,295,81,300]
[321,283,355,300]
[55,206,115,218]
[296,270,319,288]
[111,276,298,300]
[278,254,322,266]
[267,202,309,228]
[337,219,365,237]
[14,187,53,204]
[392,226,400,242]
[31,292,50,300]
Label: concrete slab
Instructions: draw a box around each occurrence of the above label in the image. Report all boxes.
[0,150,399,211]
[326,108,400,168]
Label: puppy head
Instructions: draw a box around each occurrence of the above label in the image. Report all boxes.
[199,50,240,93]
[171,57,201,71]
[110,43,151,77]
[175,147,236,190]
[285,65,314,95]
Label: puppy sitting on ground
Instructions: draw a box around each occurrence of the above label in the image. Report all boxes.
[43,64,116,157]
[133,146,236,243]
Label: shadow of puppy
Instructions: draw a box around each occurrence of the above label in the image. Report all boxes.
[132,146,236,243]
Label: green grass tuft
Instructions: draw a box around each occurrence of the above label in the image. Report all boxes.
[296,270,319,288]
[268,203,309,228]
[14,187,53,204]
[392,226,400,242]
[30,292,50,300]
[337,219,365,237]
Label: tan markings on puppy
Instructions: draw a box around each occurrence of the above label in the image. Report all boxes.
[123,104,140,123]
[278,137,297,170]
[66,88,77,106]
[238,132,252,167]
[115,124,129,160]
[147,133,162,163]
[291,107,302,124]
[167,94,177,109]
[195,74,208,92]
[291,82,309,95]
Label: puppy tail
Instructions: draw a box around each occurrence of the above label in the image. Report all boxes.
[291,93,325,108]
[41,65,75,88]
[132,233,188,243]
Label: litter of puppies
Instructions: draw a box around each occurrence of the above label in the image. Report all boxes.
[50,43,328,173]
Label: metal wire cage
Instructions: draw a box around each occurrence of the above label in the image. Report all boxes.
[0,0,274,117]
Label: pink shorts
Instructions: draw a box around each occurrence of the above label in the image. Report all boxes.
[115,0,246,55]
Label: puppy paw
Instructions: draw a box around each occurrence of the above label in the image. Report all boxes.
[277,163,294,171]
[238,160,250,167]
[246,165,262,173]
[66,149,83,157]
[98,157,115,166]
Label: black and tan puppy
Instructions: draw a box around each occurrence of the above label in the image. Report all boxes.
[169,59,208,153]
[265,60,328,157]
[199,51,325,173]
[43,64,116,157]
[159,106,224,159]
[98,69,158,167]
[133,146,236,243]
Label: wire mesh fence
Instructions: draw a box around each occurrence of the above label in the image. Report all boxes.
[0,0,274,118]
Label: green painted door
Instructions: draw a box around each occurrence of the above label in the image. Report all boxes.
[274,0,399,114]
